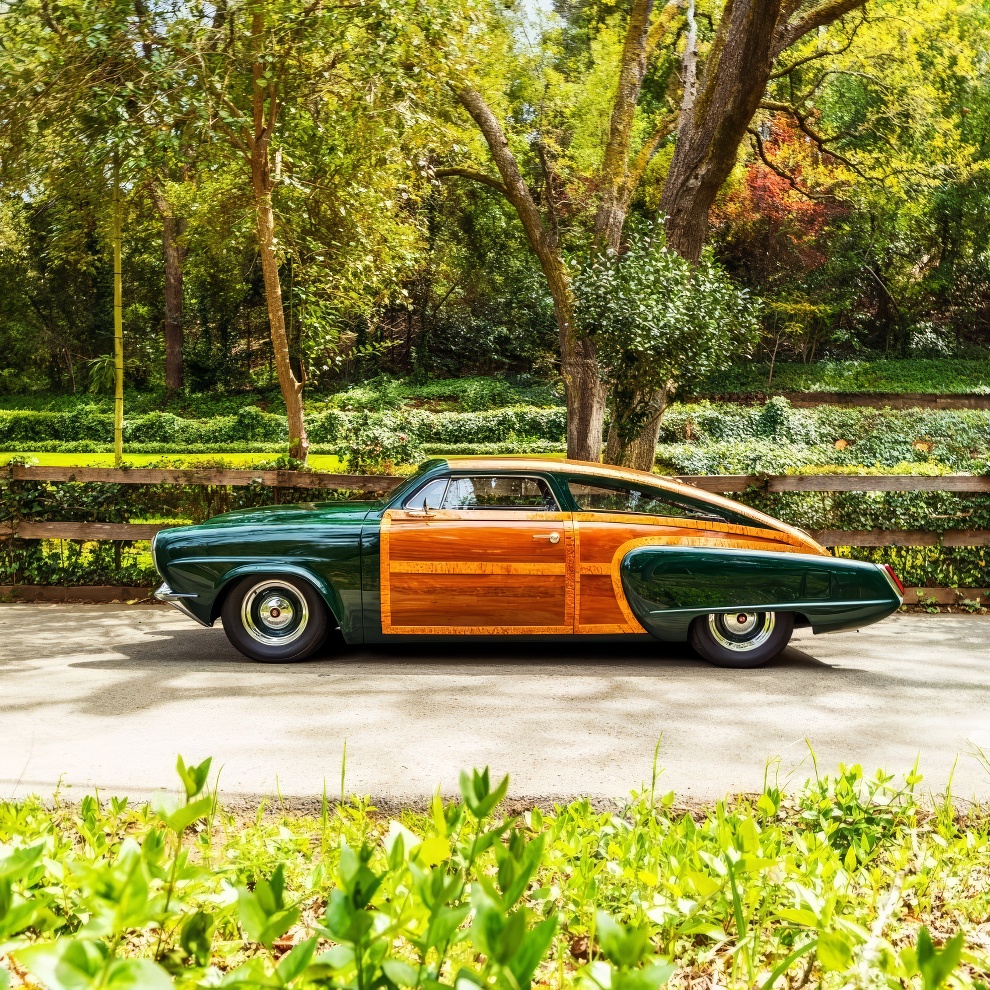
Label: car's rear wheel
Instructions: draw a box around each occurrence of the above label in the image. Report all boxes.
[689,610,793,668]
[221,575,328,662]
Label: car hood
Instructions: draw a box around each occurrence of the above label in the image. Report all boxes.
[202,500,378,528]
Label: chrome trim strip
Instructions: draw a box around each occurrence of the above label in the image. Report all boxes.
[153,583,211,627]
[648,598,895,616]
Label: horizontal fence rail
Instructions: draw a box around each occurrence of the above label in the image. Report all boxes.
[2,523,986,547]
[2,465,988,546]
[3,464,990,492]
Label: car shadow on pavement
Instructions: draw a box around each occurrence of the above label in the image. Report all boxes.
[56,624,832,673]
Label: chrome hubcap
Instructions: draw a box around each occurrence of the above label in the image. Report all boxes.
[708,611,775,652]
[242,581,308,646]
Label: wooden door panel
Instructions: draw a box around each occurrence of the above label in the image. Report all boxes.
[382,509,573,634]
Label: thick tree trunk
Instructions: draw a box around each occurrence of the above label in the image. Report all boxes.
[251,11,308,463]
[660,0,783,260]
[546,262,606,462]
[603,0,782,468]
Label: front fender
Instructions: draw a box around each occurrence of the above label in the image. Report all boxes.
[210,563,344,627]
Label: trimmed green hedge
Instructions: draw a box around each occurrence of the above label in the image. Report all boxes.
[0,405,568,449]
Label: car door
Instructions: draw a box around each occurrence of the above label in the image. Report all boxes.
[381,473,574,634]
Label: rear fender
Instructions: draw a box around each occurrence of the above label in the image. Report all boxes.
[619,545,900,641]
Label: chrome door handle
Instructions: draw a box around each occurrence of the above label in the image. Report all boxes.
[533,532,561,544]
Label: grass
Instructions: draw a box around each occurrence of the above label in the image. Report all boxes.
[0,755,988,989]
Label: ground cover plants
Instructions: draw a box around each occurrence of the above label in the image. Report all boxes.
[695,360,990,397]
[0,755,987,989]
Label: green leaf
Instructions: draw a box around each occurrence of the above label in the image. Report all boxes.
[163,796,213,834]
[104,959,175,990]
[0,843,44,882]
[509,914,558,988]
[176,755,212,800]
[817,930,853,972]
[16,939,106,990]
[277,937,317,984]
[916,928,964,990]
[180,910,215,967]
[382,960,421,986]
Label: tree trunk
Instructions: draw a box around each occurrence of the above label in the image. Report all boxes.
[159,209,187,393]
[457,86,607,461]
[604,386,669,470]
[660,0,783,261]
[602,0,782,469]
[112,156,124,468]
[254,184,308,463]
[250,11,308,463]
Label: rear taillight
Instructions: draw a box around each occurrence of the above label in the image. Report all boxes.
[882,564,905,596]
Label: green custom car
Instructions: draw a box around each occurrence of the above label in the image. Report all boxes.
[153,457,903,667]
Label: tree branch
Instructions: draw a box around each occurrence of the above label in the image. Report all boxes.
[773,0,869,58]
[770,8,866,78]
[433,166,509,198]
[760,101,867,176]
[455,86,553,254]
[645,0,682,59]
[748,126,831,200]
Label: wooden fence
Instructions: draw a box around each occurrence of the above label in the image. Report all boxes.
[1,464,988,548]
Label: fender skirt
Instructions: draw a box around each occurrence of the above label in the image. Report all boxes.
[619,546,901,642]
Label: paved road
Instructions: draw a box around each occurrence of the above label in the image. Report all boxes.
[1,604,988,805]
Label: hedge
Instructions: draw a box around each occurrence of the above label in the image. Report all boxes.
[0,405,568,448]
[696,358,990,395]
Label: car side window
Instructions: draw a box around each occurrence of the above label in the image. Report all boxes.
[404,478,448,510]
[443,475,558,510]
[568,481,724,520]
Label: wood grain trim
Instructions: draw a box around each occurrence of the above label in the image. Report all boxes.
[384,623,572,635]
[575,622,640,635]
[380,508,573,635]
[578,561,612,575]
[573,511,800,546]
[573,521,581,628]
[380,511,394,633]
[564,523,576,630]
[390,508,570,523]
[390,560,565,575]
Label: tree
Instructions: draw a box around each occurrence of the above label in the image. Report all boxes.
[444,0,876,468]
[573,230,760,458]
[157,0,465,461]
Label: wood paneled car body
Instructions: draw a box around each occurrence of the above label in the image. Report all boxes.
[153,457,904,666]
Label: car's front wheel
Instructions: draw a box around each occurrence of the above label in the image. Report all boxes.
[221,575,328,662]
[689,610,793,668]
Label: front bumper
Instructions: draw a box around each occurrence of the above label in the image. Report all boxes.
[153,582,210,627]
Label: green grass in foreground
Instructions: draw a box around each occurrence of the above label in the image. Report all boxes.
[1,756,988,990]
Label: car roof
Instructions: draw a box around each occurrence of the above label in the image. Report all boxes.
[440,456,697,493]
[435,456,825,555]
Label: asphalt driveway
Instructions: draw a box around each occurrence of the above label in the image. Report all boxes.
[1,604,988,804]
